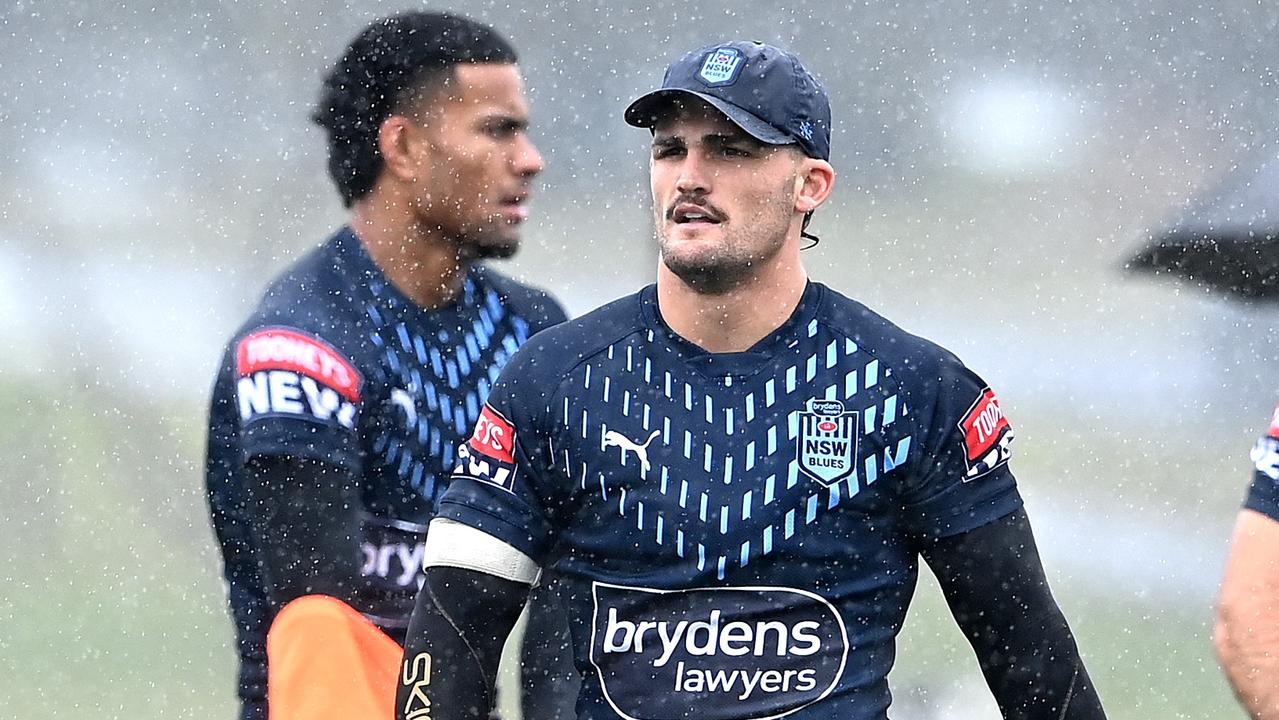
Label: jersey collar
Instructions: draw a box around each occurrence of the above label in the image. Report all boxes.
[638,280,826,380]
[332,226,487,323]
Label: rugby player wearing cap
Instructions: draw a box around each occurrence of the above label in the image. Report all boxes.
[396,41,1107,720]
[204,12,576,720]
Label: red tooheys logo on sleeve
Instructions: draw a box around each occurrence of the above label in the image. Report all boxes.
[236,328,361,402]
[468,405,516,464]
[958,387,1014,481]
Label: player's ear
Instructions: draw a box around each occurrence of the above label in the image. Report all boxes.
[377,115,420,183]
[794,158,835,215]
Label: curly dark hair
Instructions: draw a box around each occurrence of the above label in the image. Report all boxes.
[312,12,518,207]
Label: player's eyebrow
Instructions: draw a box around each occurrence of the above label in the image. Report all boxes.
[702,132,763,149]
[652,134,685,149]
[652,131,764,150]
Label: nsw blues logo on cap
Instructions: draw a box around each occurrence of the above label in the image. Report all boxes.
[697,46,744,86]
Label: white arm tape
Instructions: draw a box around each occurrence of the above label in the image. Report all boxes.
[422,518,541,585]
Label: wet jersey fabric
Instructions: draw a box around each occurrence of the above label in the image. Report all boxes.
[436,281,1022,720]
[204,226,566,716]
[1246,404,1279,520]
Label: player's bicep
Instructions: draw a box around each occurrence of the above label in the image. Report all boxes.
[244,455,363,607]
[921,507,1052,619]
[437,395,561,560]
[1219,509,1279,627]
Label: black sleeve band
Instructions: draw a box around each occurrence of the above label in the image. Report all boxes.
[397,567,531,720]
[243,455,364,608]
[920,508,1107,719]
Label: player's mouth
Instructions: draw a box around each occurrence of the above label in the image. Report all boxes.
[668,201,724,228]
[499,192,530,223]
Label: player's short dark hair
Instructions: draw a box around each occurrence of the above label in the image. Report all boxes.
[312,12,518,207]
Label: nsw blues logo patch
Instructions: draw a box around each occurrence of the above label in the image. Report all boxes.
[797,399,859,486]
[698,47,744,86]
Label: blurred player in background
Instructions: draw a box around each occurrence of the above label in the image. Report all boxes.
[394,40,1106,720]
[1126,147,1279,718]
[204,11,573,720]
[1217,408,1279,718]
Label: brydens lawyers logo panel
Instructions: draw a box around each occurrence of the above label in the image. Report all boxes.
[235,327,362,429]
[359,515,429,591]
[590,582,848,720]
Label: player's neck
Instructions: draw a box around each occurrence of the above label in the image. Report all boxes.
[349,198,470,310]
[656,255,808,354]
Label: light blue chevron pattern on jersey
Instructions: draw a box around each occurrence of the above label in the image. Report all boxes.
[559,320,914,580]
[365,275,530,501]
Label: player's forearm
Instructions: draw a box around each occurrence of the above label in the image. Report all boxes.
[969,603,1105,719]
[1217,510,1279,719]
[924,509,1107,719]
[397,567,530,720]
[1216,607,1279,719]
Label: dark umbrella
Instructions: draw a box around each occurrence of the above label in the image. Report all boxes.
[1126,149,1279,301]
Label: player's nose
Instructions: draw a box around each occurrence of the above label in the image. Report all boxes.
[512,133,543,178]
[675,154,710,195]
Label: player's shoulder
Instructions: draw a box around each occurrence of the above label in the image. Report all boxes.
[223,231,368,365]
[497,289,647,387]
[250,235,350,323]
[472,264,568,330]
[815,282,962,377]
[1261,403,1279,437]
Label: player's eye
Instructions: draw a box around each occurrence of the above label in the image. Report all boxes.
[652,145,685,159]
[484,120,524,139]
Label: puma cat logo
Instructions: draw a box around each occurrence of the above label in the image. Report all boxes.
[603,429,661,472]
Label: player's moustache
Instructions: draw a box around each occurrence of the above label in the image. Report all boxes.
[665,195,726,222]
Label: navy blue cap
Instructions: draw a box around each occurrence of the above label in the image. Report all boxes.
[625,41,831,161]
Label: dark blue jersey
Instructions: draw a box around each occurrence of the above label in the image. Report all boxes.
[1245,404,1279,520]
[437,281,1021,720]
[204,226,565,713]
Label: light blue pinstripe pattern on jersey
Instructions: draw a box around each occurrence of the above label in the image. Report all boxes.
[560,320,915,580]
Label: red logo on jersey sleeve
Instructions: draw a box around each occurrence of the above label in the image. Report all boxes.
[468,405,516,464]
[236,328,361,402]
[1268,404,1279,439]
[958,387,1014,480]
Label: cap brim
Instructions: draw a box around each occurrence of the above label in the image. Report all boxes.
[623,89,793,146]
